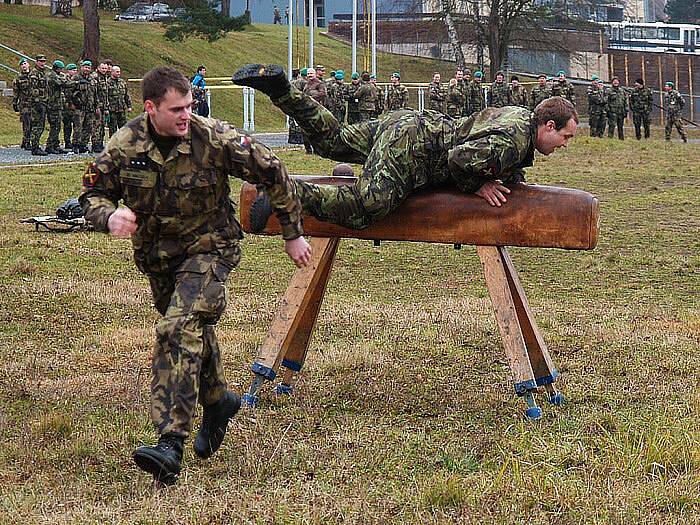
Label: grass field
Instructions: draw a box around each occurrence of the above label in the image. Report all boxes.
[0,129,698,523]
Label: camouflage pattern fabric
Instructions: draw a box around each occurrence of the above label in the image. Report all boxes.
[468,81,485,115]
[346,81,362,124]
[664,89,687,141]
[272,87,536,230]
[489,82,509,108]
[80,113,303,437]
[91,71,110,148]
[508,85,528,108]
[386,84,409,111]
[446,82,465,118]
[29,66,49,148]
[629,86,652,139]
[529,85,551,110]
[71,72,97,149]
[605,86,627,140]
[355,82,378,121]
[12,71,32,147]
[428,81,445,112]
[587,85,607,138]
[45,69,66,150]
[326,80,348,123]
[107,77,131,136]
[551,80,576,106]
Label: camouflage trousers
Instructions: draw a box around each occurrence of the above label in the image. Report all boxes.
[147,246,240,438]
[589,112,605,138]
[30,103,47,149]
[607,112,625,140]
[632,111,650,140]
[77,109,94,149]
[91,109,108,148]
[665,113,686,141]
[274,88,434,230]
[63,110,78,146]
[108,111,127,137]
[347,110,361,125]
[20,107,32,146]
[46,108,62,150]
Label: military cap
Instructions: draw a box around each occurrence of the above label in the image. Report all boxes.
[361,72,370,81]
[496,70,505,77]
[315,64,324,71]
[463,68,472,75]
[557,70,566,76]
[300,67,307,76]
[81,59,92,67]
[665,81,674,87]
[53,60,65,69]
[369,74,376,80]
[351,72,359,80]
[18,57,28,66]
[591,74,599,81]
[35,54,46,61]
[474,71,483,78]
[66,63,77,71]
[335,70,345,80]
[391,71,400,79]
[537,73,546,79]
[547,76,553,81]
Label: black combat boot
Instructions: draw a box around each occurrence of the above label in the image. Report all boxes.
[31,147,48,156]
[78,145,89,153]
[92,144,104,153]
[133,433,184,485]
[20,140,29,150]
[231,64,291,100]
[248,190,273,234]
[193,390,241,459]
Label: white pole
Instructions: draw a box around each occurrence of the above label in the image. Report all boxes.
[371,0,377,76]
[352,0,357,75]
[287,0,293,76]
[243,87,249,130]
[308,0,314,68]
[206,89,211,118]
[249,88,255,131]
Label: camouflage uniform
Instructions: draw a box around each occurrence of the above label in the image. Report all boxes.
[79,113,303,438]
[529,85,551,110]
[386,83,409,111]
[271,87,534,229]
[12,70,32,148]
[551,80,576,106]
[63,76,79,148]
[373,84,384,118]
[73,71,97,151]
[45,69,66,151]
[489,81,509,108]
[28,66,49,150]
[587,84,607,138]
[326,80,347,124]
[91,71,110,150]
[446,82,465,118]
[663,89,687,141]
[508,85,528,108]
[346,81,362,124]
[107,75,132,136]
[467,80,485,116]
[605,85,627,140]
[428,81,445,113]
[355,81,378,121]
[629,85,652,140]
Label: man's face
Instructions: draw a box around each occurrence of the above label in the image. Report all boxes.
[612,79,620,87]
[558,73,565,81]
[145,88,193,138]
[98,63,109,75]
[474,76,481,84]
[20,62,30,73]
[433,73,440,83]
[111,66,121,79]
[456,71,463,82]
[496,74,504,83]
[538,77,546,86]
[67,68,77,77]
[352,78,359,85]
[370,78,376,84]
[391,76,399,85]
[535,118,577,155]
[634,82,642,89]
[665,85,672,92]
[199,67,206,77]
[36,58,46,69]
[307,69,316,80]
[81,65,92,75]
[511,80,519,88]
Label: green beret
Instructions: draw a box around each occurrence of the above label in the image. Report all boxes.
[391,71,400,79]
[474,71,483,78]
[547,76,553,81]
[66,63,77,71]
[591,75,599,81]
[18,58,28,66]
[335,71,345,80]
[351,72,359,80]
[369,74,376,80]
[557,70,566,76]
[300,67,307,77]
[81,60,92,67]
[665,81,674,87]
[53,60,65,69]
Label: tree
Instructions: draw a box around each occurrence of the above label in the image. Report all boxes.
[664,0,700,23]
[163,0,248,43]
[82,0,100,62]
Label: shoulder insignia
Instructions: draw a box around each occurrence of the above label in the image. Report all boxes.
[82,162,99,189]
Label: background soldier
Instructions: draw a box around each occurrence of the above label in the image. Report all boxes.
[508,76,528,108]
[551,70,576,106]
[73,60,97,154]
[489,71,509,108]
[63,63,79,150]
[355,71,378,121]
[107,65,132,137]
[369,74,383,117]
[288,69,304,145]
[191,65,208,118]
[386,72,408,112]
[29,54,50,156]
[12,57,32,150]
[325,70,347,125]
[273,5,282,23]
[467,71,485,116]
[529,74,551,110]
[91,60,111,153]
[587,75,607,138]
[663,81,687,142]
[446,77,465,118]
[605,76,627,140]
[302,68,326,153]
[461,68,472,116]
[629,78,652,140]
[428,72,445,113]
[45,60,67,154]
[346,72,362,124]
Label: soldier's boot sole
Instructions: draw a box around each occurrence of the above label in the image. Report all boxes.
[248,192,273,234]
[193,391,241,459]
[231,64,290,99]
[133,447,180,486]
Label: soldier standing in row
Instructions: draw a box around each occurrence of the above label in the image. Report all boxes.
[80,66,311,486]
[508,76,528,108]
[370,74,383,118]
[29,54,50,156]
[467,71,485,116]
[73,60,97,154]
[428,72,445,112]
[446,77,465,118]
[586,75,607,138]
[107,65,132,137]
[489,71,509,108]
[45,60,67,154]
[63,64,79,150]
[663,81,687,142]
[346,72,362,124]
[287,68,305,145]
[386,72,408,112]
[356,72,378,121]
[551,70,576,107]
[326,70,348,124]
[302,68,326,153]
[606,76,627,140]
[460,69,472,116]
[629,78,652,140]
[529,74,551,110]
[92,60,111,153]
[12,57,32,150]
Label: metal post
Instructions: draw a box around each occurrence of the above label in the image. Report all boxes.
[308,0,314,68]
[352,0,357,75]
[206,89,211,118]
[287,0,293,77]
[418,87,424,111]
[243,87,250,130]
[249,88,255,131]
[371,0,376,76]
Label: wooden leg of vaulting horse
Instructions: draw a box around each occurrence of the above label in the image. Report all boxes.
[497,246,564,407]
[242,237,340,407]
[477,246,543,419]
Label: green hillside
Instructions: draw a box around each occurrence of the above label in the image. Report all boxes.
[0,5,455,142]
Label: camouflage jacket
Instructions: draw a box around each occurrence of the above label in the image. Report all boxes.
[326,80,347,112]
[107,77,132,112]
[12,71,32,111]
[91,71,110,110]
[428,81,445,112]
[663,89,684,115]
[446,83,465,117]
[386,83,408,111]
[79,114,304,275]
[529,85,551,110]
[70,71,97,111]
[303,78,327,106]
[587,85,607,115]
[46,69,66,111]
[508,85,528,108]
[551,80,576,105]
[29,66,49,104]
[346,81,361,113]
[468,81,485,114]
[629,86,652,114]
[489,82,509,108]
[355,82,378,112]
[291,77,306,92]
[605,86,627,115]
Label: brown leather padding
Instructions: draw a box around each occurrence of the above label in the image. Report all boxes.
[240,176,599,250]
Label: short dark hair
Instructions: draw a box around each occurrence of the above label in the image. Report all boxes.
[534,97,579,130]
[511,75,519,82]
[102,59,113,67]
[197,65,206,73]
[142,67,191,104]
[635,78,643,85]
